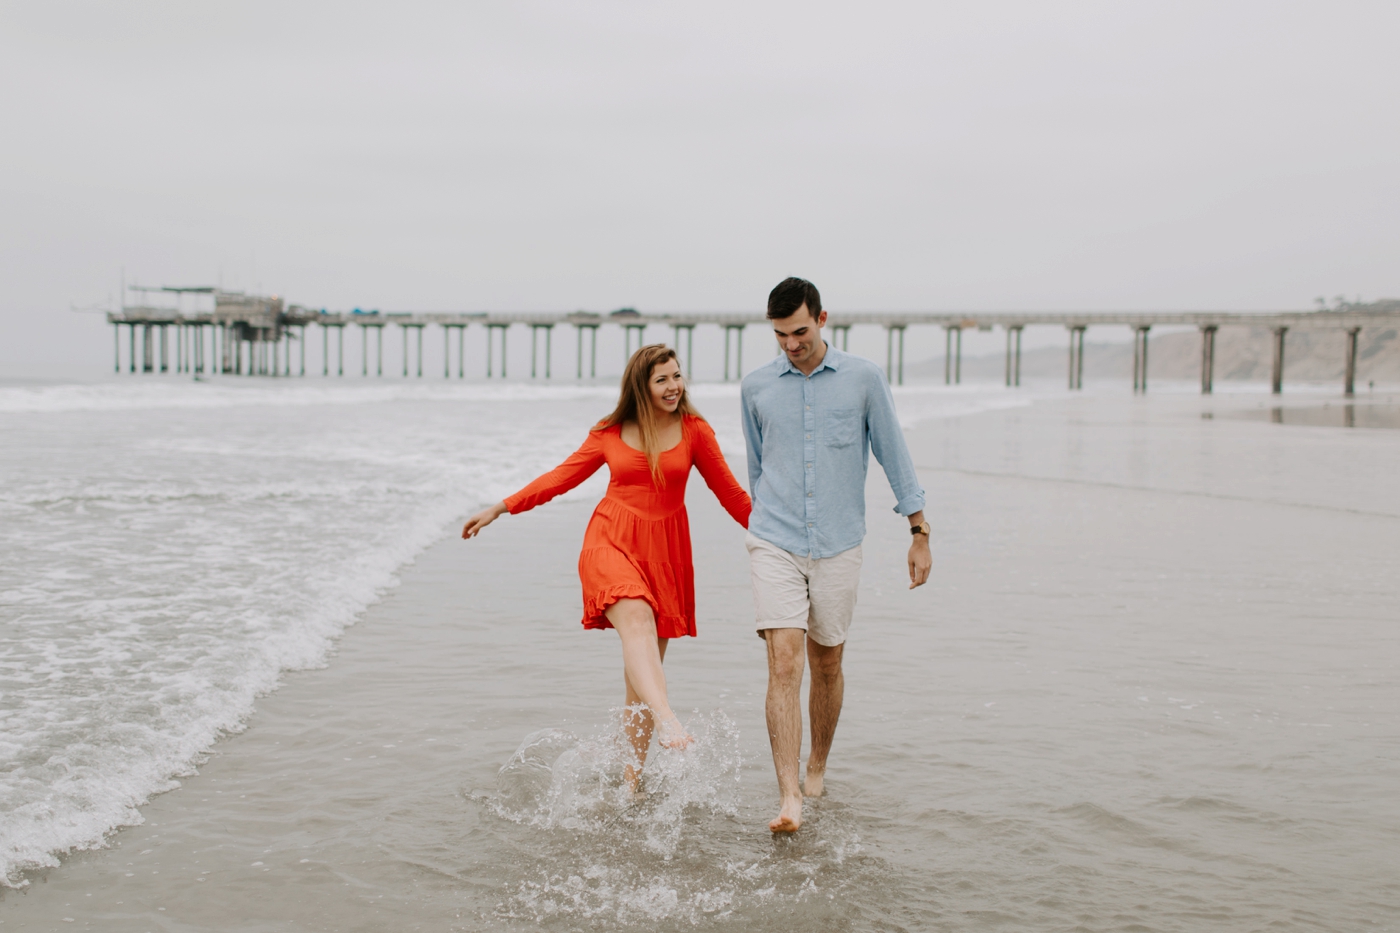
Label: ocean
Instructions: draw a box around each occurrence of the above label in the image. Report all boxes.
[1,375,1396,931]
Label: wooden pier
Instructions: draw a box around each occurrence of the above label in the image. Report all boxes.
[108,289,1399,396]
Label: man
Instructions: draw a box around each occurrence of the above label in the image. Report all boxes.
[740,276,931,833]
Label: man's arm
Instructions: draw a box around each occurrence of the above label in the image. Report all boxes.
[865,374,931,589]
[740,383,763,494]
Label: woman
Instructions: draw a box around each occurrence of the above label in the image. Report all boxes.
[461,344,751,774]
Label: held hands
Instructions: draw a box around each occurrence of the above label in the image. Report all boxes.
[461,501,508,539]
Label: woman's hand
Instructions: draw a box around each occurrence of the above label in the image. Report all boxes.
[461,501,508,539]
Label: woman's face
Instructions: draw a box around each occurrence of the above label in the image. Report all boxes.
[648,358,684,415]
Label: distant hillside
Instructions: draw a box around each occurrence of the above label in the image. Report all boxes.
[907,300,1400,385]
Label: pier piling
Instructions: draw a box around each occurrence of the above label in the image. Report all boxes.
[530,324,554,378]
[575,323,599,379]
[723,324,746,381]
[831,324,851,351]
[622,324,647,366]
[1005,325,1023,387]
[487,323,508,378]
[1271,326,1287,394]
[1344,327,1361,396]
[1067,326,1086,390]
[943,326,962,385]
[1200,325,1217,394]
[885,325,906,385]
[1132,326,1151,393]
[672,324,695,378]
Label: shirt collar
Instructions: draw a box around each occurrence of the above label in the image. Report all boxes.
[777,341,842,377]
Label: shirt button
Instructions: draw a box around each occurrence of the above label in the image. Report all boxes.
[807,492,812,497]
[807,522,813,527]
[806,434,811,439]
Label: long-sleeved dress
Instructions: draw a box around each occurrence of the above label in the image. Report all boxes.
[503,414,751,639]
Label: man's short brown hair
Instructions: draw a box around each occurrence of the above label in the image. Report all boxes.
[767,277,822,320]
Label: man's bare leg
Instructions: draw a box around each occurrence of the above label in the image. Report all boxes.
[764,628,807,832]
[607,599,691,756]
[622,638,669,789]
[803,639,844,797]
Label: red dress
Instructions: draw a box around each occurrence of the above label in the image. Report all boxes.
[503,414,751,638]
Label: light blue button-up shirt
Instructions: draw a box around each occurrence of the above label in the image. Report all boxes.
[740,344,926,558]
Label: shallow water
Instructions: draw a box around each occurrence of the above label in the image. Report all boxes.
[2,381,1398,931]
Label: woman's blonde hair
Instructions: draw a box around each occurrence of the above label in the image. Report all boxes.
[595,344,703,483]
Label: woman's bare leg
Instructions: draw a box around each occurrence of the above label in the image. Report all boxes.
[622,638,668,787]
[607,599,691,755]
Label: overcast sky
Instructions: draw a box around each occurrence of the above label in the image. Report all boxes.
[2,1,1398,371]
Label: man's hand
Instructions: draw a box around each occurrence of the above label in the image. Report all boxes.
[908,536,931,589]
[906,511,931,588]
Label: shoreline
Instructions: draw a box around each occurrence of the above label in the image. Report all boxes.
[5,392,1399,930]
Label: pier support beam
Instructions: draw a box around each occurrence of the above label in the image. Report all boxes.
[1132,325,1151,394]
[360,323,385,376]
[672,324,695,378]
[401,323,425,377]
[831,324,851,351]
[575,324,598,379]
[1005,325,1023,387]
[441,324,467,378]
[622,323,646,363]
[1199,325,1217,395]
[1344,327,1361,396]
[486,323,508,378]
[885,325,906,385]
[1067,326,1086,390]
[531,324,554,378]
[723,324,746,381]
[1271,326,1287,395]
[944,326,962,385]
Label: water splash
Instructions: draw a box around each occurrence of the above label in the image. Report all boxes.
[489,710,743,856]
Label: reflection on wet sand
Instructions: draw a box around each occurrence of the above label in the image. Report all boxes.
[1226,402,1400,429]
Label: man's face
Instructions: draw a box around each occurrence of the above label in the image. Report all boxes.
[772,304,828,368]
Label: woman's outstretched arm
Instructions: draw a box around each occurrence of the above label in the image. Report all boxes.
[690,418,752,528]
[461,430,607,538]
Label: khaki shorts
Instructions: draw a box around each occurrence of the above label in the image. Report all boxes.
[746,532,863,647]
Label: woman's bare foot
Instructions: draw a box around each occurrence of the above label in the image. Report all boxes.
[656,716,693,749]
[769,795,803,833]
[803,767,825,798]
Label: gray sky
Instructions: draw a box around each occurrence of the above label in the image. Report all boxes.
[2,1,1398,371]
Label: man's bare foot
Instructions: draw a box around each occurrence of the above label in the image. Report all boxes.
[803,768,825,798]
[656,716,693,749]
[769,795,803,833]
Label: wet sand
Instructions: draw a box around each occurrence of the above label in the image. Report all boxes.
[5,389,1398,931]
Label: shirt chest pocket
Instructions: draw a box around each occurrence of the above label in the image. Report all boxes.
[824,408,865,448]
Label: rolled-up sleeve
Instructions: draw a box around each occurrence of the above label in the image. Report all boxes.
[865,375,926,516]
